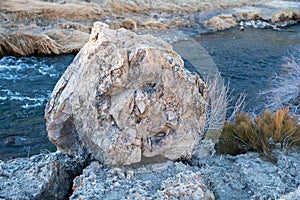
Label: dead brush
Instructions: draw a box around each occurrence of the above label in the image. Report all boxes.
[217,107,300,161]
[261,51,300,115]
[0,32,61,56]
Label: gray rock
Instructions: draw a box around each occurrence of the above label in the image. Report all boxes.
[280,185,300,200]
[0,152,84,200]
[70,161,214,200]
[195,150,300,200]
[45,22,207,166]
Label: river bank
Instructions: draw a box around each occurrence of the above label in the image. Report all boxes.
[1,0,300,57]
[1,1,300,199]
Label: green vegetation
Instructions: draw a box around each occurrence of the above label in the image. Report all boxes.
[217,107,300,161]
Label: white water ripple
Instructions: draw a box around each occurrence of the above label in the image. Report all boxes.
[0,89,48,109]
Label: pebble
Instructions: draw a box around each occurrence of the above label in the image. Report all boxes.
[126,170,134,179]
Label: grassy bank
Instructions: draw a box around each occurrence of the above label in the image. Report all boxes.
[0,0,270,57]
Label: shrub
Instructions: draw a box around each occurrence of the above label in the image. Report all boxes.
[217,107,300,161]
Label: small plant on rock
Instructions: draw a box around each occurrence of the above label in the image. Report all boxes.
[217,107,300,161]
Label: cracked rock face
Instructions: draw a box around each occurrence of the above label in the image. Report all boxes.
[45,22,207,166]
[0,152,83,200]
[70,161,215,200]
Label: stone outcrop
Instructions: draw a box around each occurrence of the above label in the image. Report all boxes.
[280,185,300,200]
[45,22,207,166]
[194,150,300,200]
[1,150,299,199]
[70,161,215,199]
[0,152,84,200]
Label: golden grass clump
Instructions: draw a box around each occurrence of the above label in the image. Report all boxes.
[107,0,265,15]
[233,11,262,21]
[0,0,106,23]
[217,108,300,160]
[0,28,90,57]
[45,29,90,53]
[142,20,166,29]
[272,10,300,23]
[122,19,137,30]
[0,32,61,57]
[203,14,237,31]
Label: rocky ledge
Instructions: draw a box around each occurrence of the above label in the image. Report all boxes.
[0,152,85,200]
[1,150,299,199]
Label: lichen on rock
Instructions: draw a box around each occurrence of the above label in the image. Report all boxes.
[45,22,207,166]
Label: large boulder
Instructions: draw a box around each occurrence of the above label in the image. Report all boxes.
[45,22,207,166]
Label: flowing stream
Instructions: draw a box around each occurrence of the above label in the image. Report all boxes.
[0,25,299,160]
[0,55,75,160]
[195,26,300,112]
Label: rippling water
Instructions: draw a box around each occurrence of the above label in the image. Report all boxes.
[0,25,299,160]
[196,25,300,112]
[0,55,75,160]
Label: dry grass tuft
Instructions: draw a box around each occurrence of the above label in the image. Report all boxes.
[233,11,262,21]
[108,1,148,15]
[108,21,122,30]
[142,20,166,29]
[45,29,90,53]
[122,19,137,30]
[204,14,238,31]
[204,73,228,136]
[204,73,245,140]
[272,10,300,23]
[261,51,300,115]
[217,108,300,161]
[0,32,60,57]
[0,28,90,57]
[107,0,266,15]
[0,0,106,23]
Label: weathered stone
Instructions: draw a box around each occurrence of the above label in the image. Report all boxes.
[280,185,300,200]
[0,152,84,200]
[196,150,300,200]
[45,22,207,166]
[157,171,215,199]
[70,161,214,200]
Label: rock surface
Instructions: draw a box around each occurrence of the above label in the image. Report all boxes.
[45,22,207,166]
[280,185,300,200]
[1,150,299,199]
[194,150,300,200]
[70,161,215,200]
[0,152,84,200]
